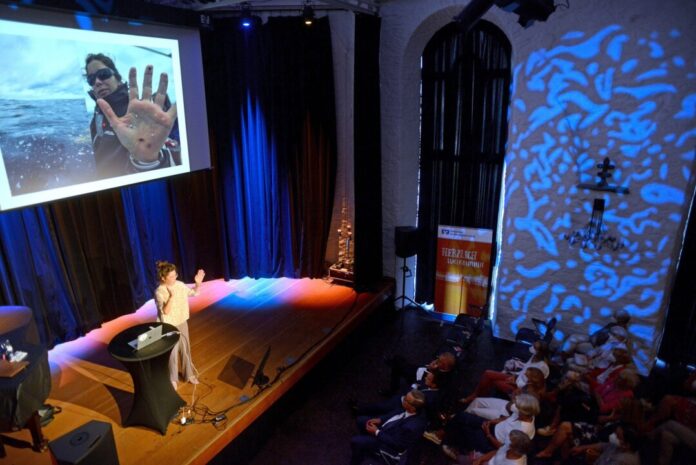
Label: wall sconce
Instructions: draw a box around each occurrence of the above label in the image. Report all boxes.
[563,198,624,251]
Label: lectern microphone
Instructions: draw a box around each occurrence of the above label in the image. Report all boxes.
[252,346,271,389]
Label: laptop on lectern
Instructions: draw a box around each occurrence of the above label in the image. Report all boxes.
[128,325,163,351]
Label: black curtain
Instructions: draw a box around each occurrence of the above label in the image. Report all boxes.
[659,190,696,366]
[416,21,511,305]
[0,17,337,347]
[354,14,383,291]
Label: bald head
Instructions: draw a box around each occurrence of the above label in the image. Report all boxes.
[403,389,426,413]
[436,352,456,372]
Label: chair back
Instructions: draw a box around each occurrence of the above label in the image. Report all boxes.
[515,316,557,347]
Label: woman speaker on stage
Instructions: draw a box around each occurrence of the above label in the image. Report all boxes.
[154,261,204,390]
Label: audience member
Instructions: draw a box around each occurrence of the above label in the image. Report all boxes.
[460,341,549,404]
[463,429,532,465]
[586,347,634,392]
[562,309,631,354]
[441,393,539,460]
[594,369,639,421]
[536,369,607,459]
[350,390,427,465]
[355,370,443,421]
[381,352,456,396]
[587,326,630,369]
[569,424,641,465]
[465,368,545,421]
[535,393,638,459]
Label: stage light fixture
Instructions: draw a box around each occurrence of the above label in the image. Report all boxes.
[240,2,253,29]
[454,0,558,32]
[303,3,315,26]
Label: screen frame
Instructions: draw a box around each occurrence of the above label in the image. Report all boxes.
[0,1,211,212]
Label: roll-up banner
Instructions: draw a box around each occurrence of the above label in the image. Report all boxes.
[434,226,493,316]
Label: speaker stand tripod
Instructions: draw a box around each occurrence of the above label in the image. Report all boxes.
[393,256,424,310]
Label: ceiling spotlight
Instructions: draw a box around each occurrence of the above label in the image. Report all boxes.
[303,3,315,26]
[240,2,253,29]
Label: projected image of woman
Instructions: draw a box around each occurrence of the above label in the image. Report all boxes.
[154,260,204,389]
[85,53,180,178]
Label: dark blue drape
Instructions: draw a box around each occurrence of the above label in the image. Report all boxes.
[223,93,294,277]
[119,180,181,304]
[203,16,337,279]
[0,208,81,346]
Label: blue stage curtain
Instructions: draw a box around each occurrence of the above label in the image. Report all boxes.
[119,180,181,305]
[202,16,337,279]
[0,17,337,347]
[223,93,294,277]
[0,155,251,346]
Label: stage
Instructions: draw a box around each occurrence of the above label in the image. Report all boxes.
[2,277,393,465]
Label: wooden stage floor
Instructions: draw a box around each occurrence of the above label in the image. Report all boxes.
[2,278,392,465]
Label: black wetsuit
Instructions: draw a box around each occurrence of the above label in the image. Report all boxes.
[89,84,179,178]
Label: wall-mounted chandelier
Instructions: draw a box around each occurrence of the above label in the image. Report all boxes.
[563,198,624,251]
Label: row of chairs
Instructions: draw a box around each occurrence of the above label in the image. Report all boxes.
[441,313,485,365]
[368,312,547,465]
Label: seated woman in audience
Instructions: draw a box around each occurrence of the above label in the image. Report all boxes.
[441,393,539,460]
[460,341,549,404]
[562,309,631,355]
[586,326,630,370]
[465,368,546,421]
[586,347,634,393]
[535,386,638,459]
[569,424,641,465]
[594,369,639,423]
[536,370,603,458]
[381,351,457,396]
[563,327,631,376]
[466,429,532,465]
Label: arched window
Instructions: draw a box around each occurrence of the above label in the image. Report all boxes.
[416,21,512,307]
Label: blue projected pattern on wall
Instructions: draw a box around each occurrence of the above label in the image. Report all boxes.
[497,24,696,373]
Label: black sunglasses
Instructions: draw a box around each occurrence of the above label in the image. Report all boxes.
[86,68,115,86]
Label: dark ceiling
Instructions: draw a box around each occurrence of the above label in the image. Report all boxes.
[145,0,389,15]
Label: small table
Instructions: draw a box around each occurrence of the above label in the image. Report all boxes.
[0,343,50,456]
[108,323,184,435]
